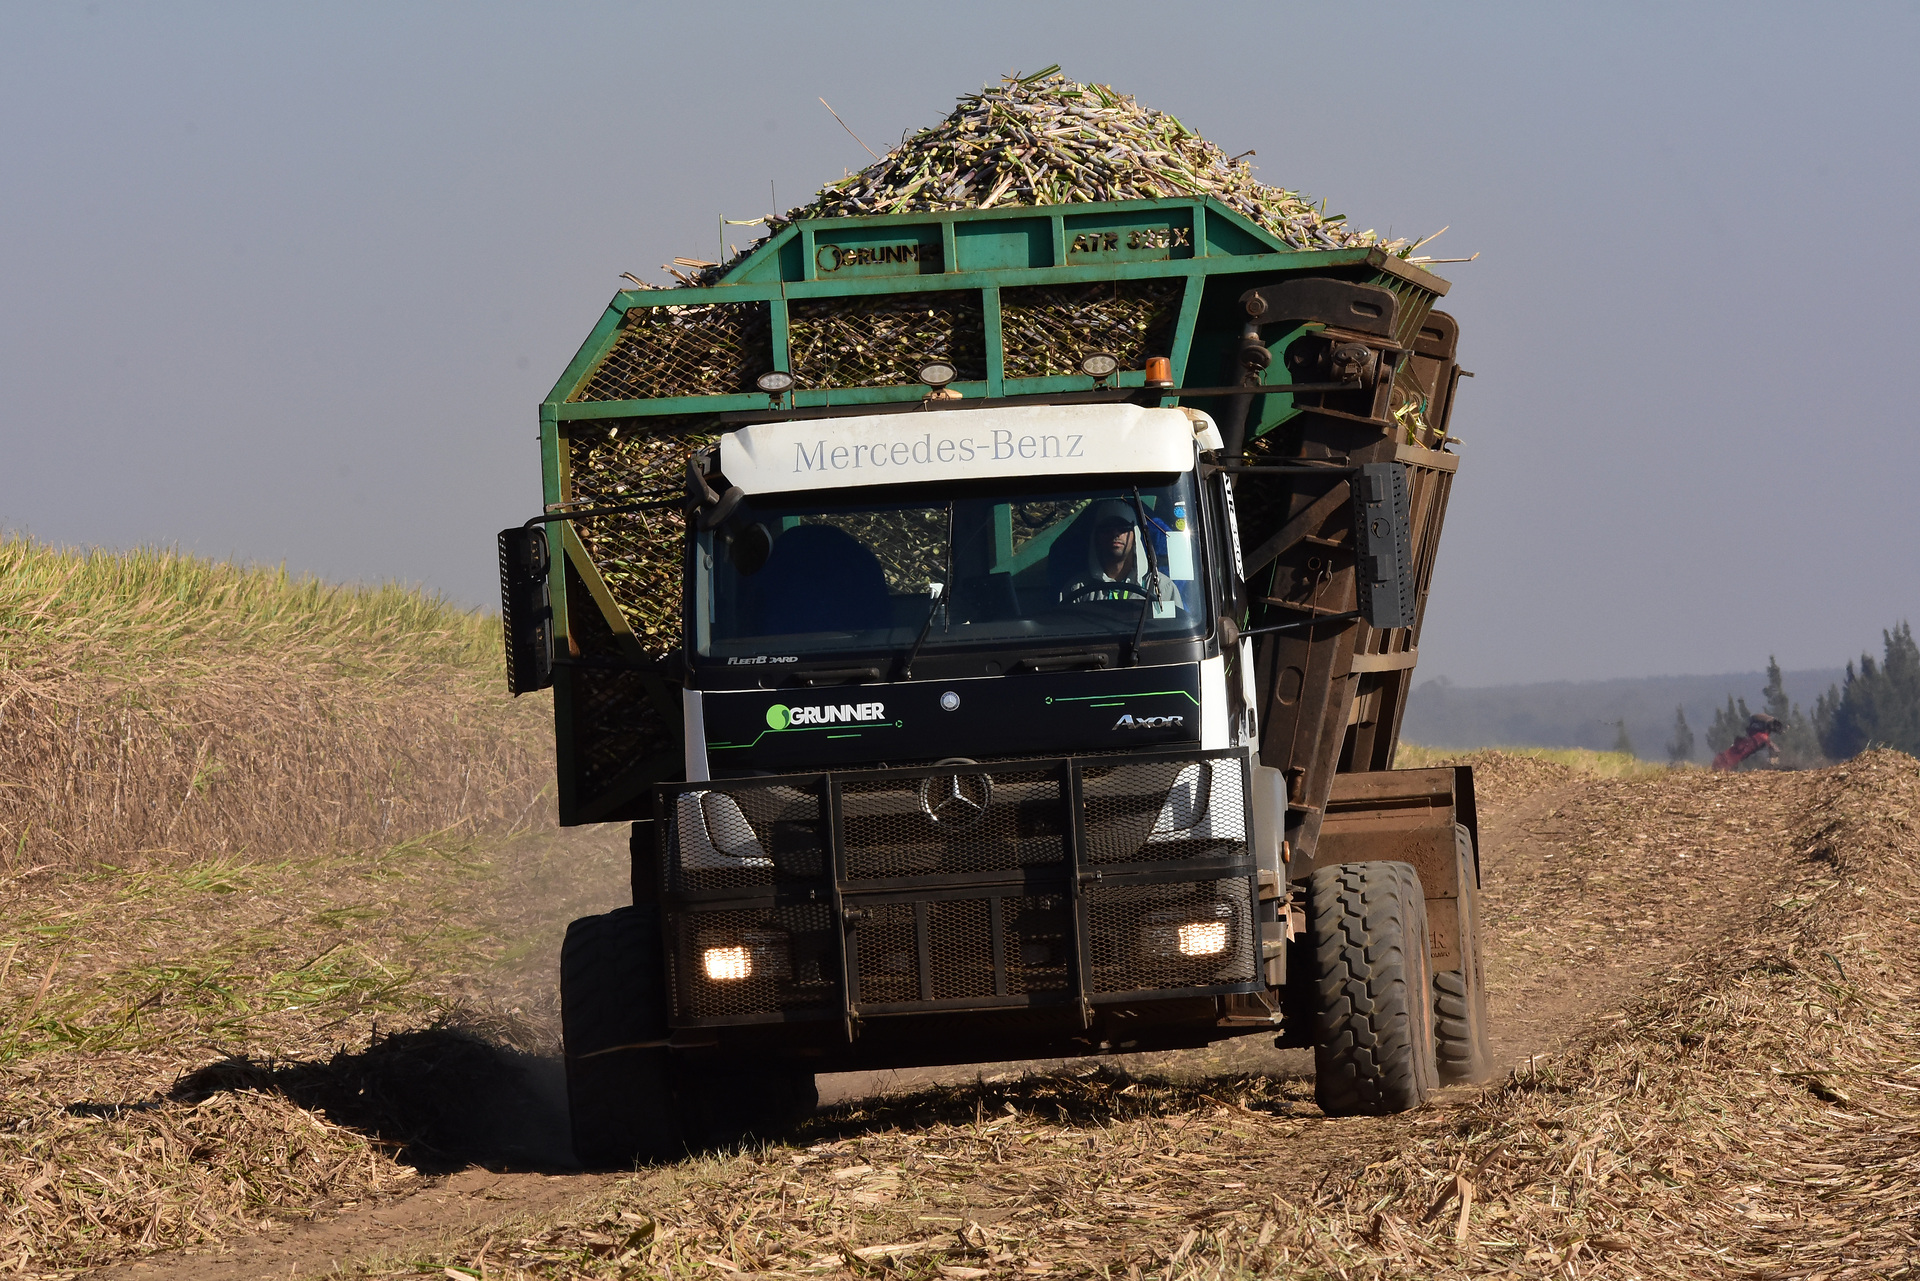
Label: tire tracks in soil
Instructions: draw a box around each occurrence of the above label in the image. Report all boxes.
[89,760,1817,1279]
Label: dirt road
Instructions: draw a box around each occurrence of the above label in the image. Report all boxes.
[34,751,1848,1280]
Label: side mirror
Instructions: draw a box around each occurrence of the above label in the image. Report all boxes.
[498,525,553,694]
[686,456,745,531]
[1353,462,1416,630]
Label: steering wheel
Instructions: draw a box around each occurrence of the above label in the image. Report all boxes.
[1064,580,1153,604]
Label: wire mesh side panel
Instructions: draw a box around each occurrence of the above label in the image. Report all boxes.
[927,899,995,1002]
[839,769,1067,881]
[1084,878,1257,995]
[569,302,774,403]
[1004,893,1073,994]
[667,902,838,1020]
[567,422,714,652]
[788,292,986,388]
[999,279,1184,380]
[666,780,826,894]
[852,902,919,1006]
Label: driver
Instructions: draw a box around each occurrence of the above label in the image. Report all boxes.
[1058,499,1180,607]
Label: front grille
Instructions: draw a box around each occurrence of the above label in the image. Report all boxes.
[841,768,1067,881]
[668,902,838,1019]
[656,749,1255,1024]
[847,892,1073,1010]
[1085,877,1258,994]
[571,302,774,402]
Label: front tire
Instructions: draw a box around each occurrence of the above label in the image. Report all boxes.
[561,907,682,1168]
[1308,860,1439,1116]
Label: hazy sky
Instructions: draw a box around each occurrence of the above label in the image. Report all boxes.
[4,3,1916,686]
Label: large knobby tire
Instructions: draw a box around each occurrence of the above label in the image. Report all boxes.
[561,907,683,1168]
[1434,822,1494,1084]
[1308,860,1439,1116]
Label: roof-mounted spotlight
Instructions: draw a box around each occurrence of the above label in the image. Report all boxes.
[755,371,795,393]
[1079,352,1120,382]
[917,360,958,388]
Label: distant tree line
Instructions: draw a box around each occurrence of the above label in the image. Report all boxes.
[1666,623,1919,768]
[1814,621,1920,759]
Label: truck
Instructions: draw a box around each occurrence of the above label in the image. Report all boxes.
[498,195,1490,1166]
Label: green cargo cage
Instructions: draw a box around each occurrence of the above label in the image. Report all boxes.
[535,196,1455,826]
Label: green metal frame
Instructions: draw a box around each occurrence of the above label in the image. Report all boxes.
[541,197,1445,422]
[538,196,1450,825]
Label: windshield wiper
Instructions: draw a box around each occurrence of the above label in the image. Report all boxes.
[1127,486,1166,667]
[895,500,955,681]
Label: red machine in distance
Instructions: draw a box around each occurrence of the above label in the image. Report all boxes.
[1712,712,1784,772]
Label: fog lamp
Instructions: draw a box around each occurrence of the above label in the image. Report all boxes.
[703,945,752,981]
[756,371,795,393]
[917,360,958,387]
[1176,921,1229,957]
[1080,351,1120,380]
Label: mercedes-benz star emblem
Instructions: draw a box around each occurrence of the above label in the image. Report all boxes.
[917,771,992,829]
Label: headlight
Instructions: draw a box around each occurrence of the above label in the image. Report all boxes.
[698,931,791,983]
[1176,921,1229,957]
[1142,903,1236,960]
[703,945,752,981]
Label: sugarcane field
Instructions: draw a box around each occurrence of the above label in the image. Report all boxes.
[6,16,1920,1281]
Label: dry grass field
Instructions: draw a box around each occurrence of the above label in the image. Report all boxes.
[3,543,1916,1279]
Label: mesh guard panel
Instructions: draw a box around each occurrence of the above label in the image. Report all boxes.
[853,902,919,1006]
[840,769,1066,881]
[657,750,1255,1023]
[1082,756,1246,865]
[927,899,995,1002]
[667,780,826,893]
[1005,893,1072,993]
[668,902,837,1019]
[1085,877,1257,994]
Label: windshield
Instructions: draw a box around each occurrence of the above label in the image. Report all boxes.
[692,475,1208,662]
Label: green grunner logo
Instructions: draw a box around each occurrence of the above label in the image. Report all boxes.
[765,704,790,730]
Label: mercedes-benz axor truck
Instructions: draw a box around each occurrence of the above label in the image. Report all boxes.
[498,196,1490,1165]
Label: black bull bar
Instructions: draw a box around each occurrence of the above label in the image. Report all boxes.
[652,748,1260,1032]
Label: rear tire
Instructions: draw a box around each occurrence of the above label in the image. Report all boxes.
[1308,860,1438,1116]
[561,907,682,1168]
[1434,823,1494,1084]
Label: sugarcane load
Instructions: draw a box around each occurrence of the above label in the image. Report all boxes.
[497,70,1491,1165]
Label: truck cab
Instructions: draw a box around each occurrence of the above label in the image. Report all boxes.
[687,404,1247,773]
